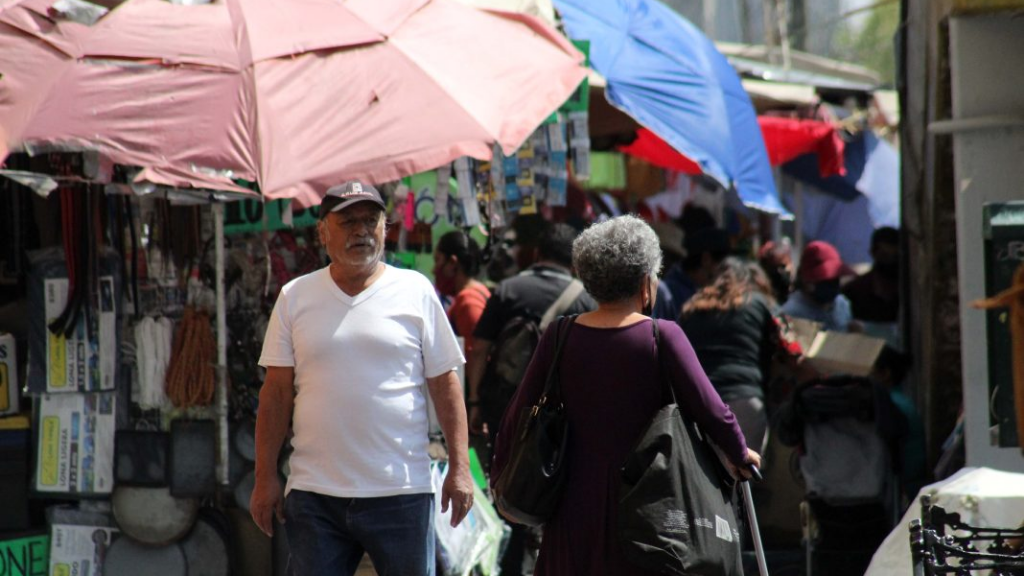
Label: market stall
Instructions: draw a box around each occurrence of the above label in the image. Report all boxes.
[0,2,910,576]
[1,0,595,570]
[0,167,246,574]
[0,137,604,574]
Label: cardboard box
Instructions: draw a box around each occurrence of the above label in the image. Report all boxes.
[785,318,822,354]
[804,331,887,377]
[0,332,18,415]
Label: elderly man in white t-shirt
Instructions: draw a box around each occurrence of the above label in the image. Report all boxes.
[252,181,473,576]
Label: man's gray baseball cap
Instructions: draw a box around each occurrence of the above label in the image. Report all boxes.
[319,181,386,219]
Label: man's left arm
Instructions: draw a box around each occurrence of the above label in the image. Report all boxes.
[427,370,474,527]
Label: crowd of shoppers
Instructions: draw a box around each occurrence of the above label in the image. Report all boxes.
[255,181,920,576]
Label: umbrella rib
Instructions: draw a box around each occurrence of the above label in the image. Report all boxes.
[0,20,78,58]
[224,0,264,191]
[385,39,498,148]
[242,1,427,65]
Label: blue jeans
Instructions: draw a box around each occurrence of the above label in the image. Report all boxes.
[284,490,435,576]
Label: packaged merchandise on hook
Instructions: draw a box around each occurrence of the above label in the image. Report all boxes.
[486,116,577,215]
[567,110,591,182]
[0,333,18,416]
[46,507,119,575]
[439,113,584,227]
[34,390,117,495]
[26,247,122,395]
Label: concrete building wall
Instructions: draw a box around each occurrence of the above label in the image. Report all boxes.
[900,0,966,473]
[947,14,1024,472]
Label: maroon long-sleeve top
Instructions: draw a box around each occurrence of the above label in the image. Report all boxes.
[491,318,748,576]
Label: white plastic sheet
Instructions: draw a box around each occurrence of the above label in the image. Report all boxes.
[866,467,1024,575]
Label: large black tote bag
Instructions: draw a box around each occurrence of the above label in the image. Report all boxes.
[617,320,743,576]
[491,315,575,528]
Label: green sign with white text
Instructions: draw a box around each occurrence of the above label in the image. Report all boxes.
[223,199,319,235]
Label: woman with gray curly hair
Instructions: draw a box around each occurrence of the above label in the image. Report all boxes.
[492,215,760,576]
[572,214,664,307]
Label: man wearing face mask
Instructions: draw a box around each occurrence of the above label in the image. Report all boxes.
[781,240,857,332]
[842,227,901,324]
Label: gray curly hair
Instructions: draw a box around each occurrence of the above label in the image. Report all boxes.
[572,215,663,303]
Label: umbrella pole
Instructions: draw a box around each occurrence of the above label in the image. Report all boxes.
[213,202,230,486]
[794,181,805,253]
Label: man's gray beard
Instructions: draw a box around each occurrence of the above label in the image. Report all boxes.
[344,241,383,268]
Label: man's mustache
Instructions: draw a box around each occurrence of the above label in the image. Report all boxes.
[346,238,377,248]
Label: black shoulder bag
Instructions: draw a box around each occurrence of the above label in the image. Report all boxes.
[617,320,743,576]
[491,315,575,528]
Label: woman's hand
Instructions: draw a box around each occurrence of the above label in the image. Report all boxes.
[725,448,762,480]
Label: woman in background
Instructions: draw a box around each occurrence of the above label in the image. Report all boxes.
[433,231,491,366]
[678,257,781,454]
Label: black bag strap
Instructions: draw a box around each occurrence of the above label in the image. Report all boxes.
[651,319,679,407]
[538,315,576,403]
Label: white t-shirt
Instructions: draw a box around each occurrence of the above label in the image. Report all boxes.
[259,265,464,498]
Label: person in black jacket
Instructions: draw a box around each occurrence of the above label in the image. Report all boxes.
[678,257,782,453]
[467,222,596,576]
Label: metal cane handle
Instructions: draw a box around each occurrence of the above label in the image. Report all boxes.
[748,464,763,482]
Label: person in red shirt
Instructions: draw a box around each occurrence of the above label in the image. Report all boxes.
[433,231,491,363]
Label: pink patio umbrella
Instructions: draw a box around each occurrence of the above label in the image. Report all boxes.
[0,0,587,204]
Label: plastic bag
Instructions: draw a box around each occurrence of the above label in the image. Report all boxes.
[431,462,509,576]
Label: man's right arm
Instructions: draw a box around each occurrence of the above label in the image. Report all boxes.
[251,365,295,537]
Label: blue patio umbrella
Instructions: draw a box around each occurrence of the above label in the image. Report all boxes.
[553,0,789,215]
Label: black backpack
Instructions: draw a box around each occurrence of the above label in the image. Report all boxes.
[479,277,584,427]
